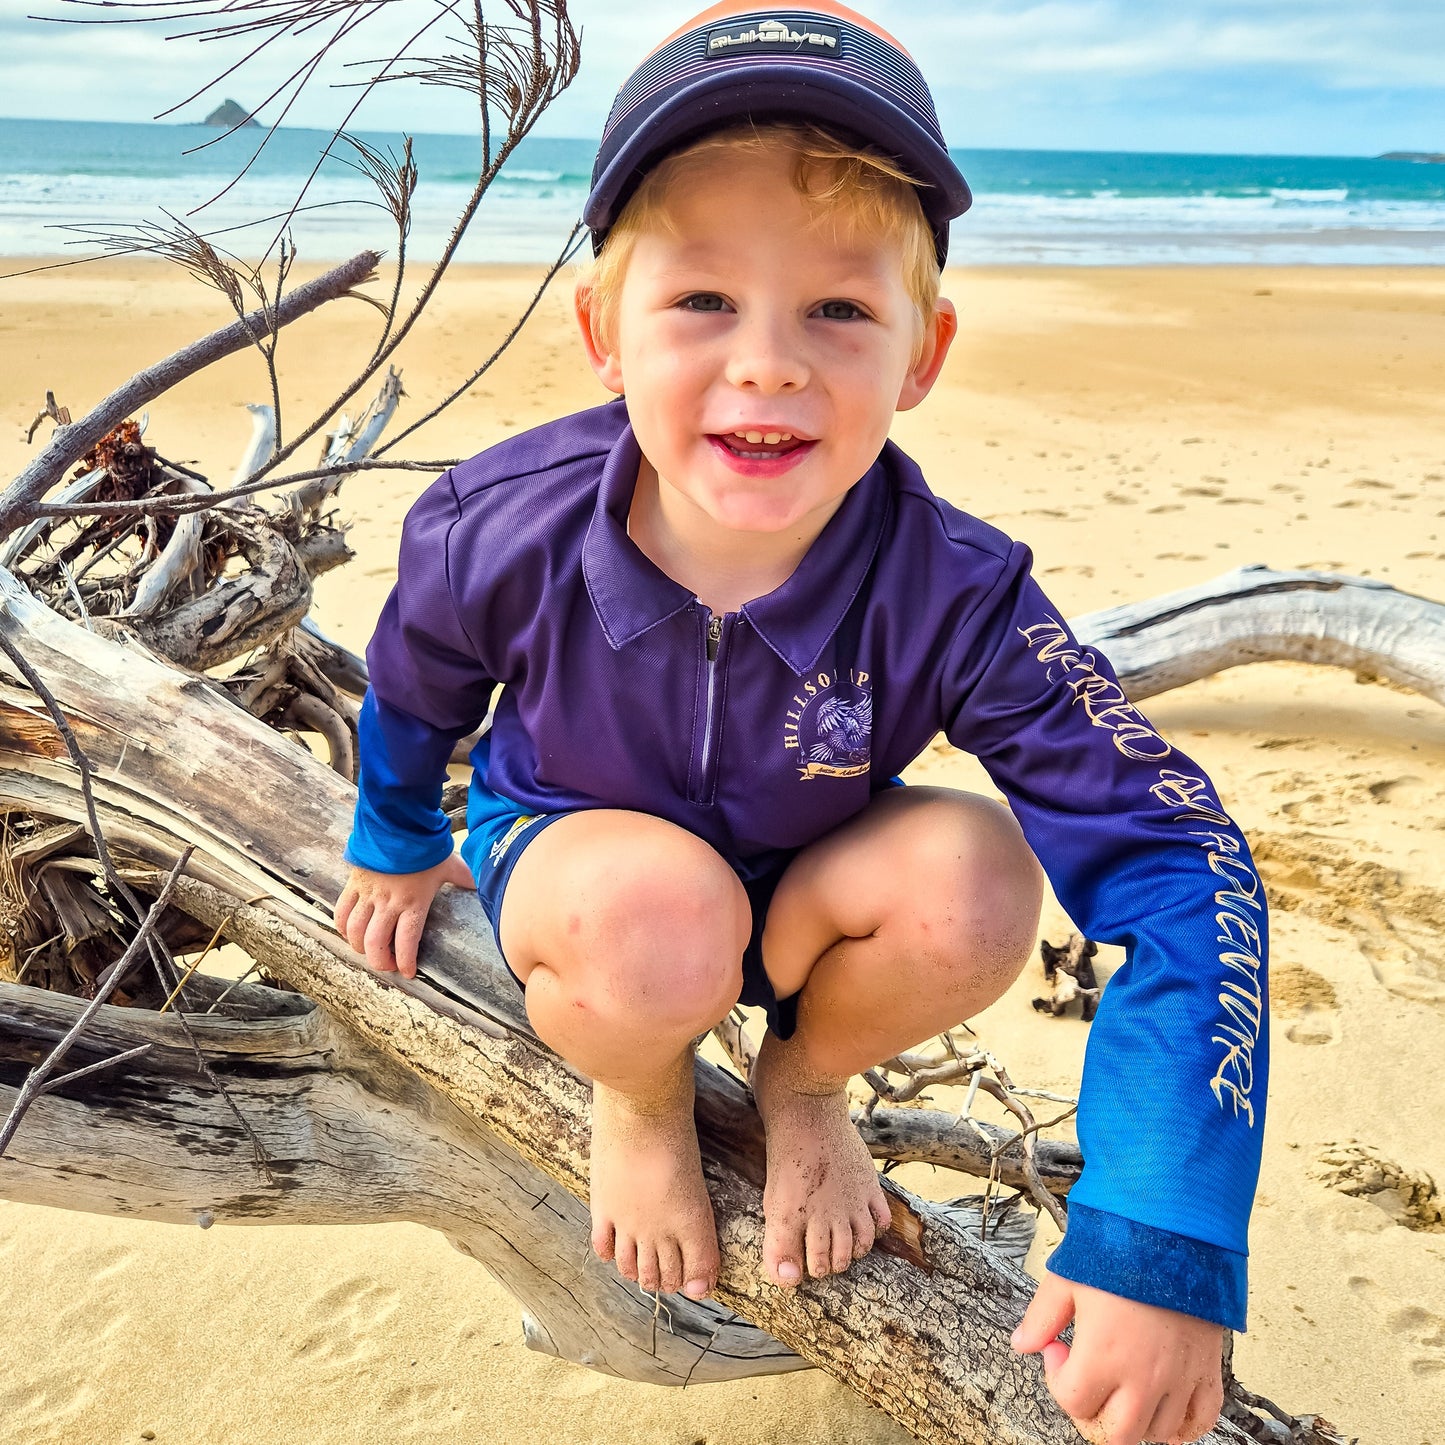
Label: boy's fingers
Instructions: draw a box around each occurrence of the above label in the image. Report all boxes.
[1179,1380,1225,1441]
[1012,1271,1075,1353]
[1089,1387,1151,1445]
[393,908,426,980]
[343,897,374,956]
[1043,1345,1112,1432]
[363,904,400,973]
[1145,1389,1189,1444]
[333,887,354,936]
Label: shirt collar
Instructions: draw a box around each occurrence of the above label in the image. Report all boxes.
[742,457,890,675]
[582,424,695,649]
[582,421,891,673]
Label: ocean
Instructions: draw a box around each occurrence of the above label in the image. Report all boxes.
[2,118,1443,269]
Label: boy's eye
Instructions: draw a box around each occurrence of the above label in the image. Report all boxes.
[815,299,866,322]
[680,292,728,312]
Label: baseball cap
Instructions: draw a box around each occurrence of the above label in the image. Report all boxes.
[584,2,971,266]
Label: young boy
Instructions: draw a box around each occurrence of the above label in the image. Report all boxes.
[335,5,1267,1442]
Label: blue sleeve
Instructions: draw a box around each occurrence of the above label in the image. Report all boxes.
[344,471,497,875]
[943,546,1268,1331]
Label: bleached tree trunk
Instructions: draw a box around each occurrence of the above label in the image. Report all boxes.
[1075,564,1445,705]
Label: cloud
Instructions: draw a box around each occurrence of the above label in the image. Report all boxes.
[1,0,1441,149]
[883,0,1445,90]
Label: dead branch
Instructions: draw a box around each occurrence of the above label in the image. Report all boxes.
[97,515,311,672]
[1075,565,1445,706]
[24,391,71,444]
[0,567,1359,1442]
[1032,935,1101,1021]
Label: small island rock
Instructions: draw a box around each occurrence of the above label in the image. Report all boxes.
[202,100,260,128]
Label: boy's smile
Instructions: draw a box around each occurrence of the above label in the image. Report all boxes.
[577,143,956,594]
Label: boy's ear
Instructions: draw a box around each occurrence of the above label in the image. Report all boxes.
[574,280,625,395]
[896,296,958,413]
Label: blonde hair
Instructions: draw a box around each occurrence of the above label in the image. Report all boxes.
[587,121,941,357]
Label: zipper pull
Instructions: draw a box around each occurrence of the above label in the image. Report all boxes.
[706,613,723,662]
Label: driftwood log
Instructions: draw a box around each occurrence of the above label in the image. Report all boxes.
[2,555,1421,1443]
[0,568,1111,1442]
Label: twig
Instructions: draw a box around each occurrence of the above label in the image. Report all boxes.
[158,911,233,1014]
[25,390,71,444]
[203,961,261,1014]
[377,220,588,454]
[682,1310,739,1389]
[25,458,462,521]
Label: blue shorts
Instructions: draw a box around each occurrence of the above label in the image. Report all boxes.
[461,781,802,1040]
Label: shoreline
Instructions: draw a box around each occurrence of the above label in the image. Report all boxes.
[1,263,1442,1445]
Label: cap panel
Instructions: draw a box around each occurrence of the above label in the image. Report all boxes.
[648,0,915,61]
[602,11,939,152]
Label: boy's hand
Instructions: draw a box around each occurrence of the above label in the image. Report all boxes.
[334,855,474,979]
[1012,1272,1225,1445]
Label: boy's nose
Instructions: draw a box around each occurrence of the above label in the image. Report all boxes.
[723,316,809,394]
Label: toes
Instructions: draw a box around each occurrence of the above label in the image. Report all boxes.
[870,1189,892,1237]
[805,1216,834,1279]
[656,1239,684,1296]
[829,1223,855,1275]
[849,1209,878,1261]
[637,1244,662,1294]
[681,1230,719,1301]
[763,1215,805,1288]
[591,1218,616,1263]
[614,1233,639,1284]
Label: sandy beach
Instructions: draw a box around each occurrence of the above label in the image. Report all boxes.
[1,259,1442,1445]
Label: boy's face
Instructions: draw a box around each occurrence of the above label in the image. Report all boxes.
[577,144,956,540]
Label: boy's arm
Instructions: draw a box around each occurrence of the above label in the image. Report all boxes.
[941,543,1268,1331]
[339,471,498,972]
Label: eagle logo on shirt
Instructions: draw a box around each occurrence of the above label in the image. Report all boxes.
[782,669,872,780]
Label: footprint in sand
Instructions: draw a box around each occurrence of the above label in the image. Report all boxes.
[0,1365,95,1434]
[1270,963,1340,1045]
[1253,835,1445,1006]
[1367,775,1427,807]
[1348,1277,1445,1377]
[1315,1142,1443,1232]
[289,1275,403,1367]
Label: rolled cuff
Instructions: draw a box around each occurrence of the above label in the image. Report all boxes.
[344,816,455,876]
[1047,1202,1247,1331]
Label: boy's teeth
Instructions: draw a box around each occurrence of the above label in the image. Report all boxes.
[736,431,793,445]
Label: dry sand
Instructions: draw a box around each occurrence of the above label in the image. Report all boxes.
[1,259,1442,1445]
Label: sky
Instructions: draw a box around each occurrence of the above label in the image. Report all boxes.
[3,0,1442,156]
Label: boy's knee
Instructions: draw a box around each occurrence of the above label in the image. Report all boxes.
[572,824,748,1030]
[898,794,1043,976]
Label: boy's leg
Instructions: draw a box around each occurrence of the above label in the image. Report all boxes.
[498,810,749,1301]
[754,785,1045,1285]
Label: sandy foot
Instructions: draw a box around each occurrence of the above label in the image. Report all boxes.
[752,1032,892,1286]
[588,1077,719,1300]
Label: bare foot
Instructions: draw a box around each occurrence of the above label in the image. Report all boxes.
[588,1067,719,1300]
[752,1031,891,1286]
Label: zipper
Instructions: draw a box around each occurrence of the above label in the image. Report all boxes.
[692,609,731,804]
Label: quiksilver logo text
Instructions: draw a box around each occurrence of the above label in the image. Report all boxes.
[708,19,840,53]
